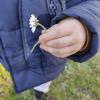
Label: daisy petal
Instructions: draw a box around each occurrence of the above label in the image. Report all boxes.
[31,27,36,33]
[31,14,36,19]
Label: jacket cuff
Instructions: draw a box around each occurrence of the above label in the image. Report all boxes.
[73,17,91,55]
[51,12,99,63]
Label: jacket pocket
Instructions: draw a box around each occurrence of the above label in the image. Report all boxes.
[0,30,27,72]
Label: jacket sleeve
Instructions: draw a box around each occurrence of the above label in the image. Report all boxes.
[52,0,100,63]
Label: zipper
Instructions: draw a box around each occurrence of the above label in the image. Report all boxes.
[59,0,66,10]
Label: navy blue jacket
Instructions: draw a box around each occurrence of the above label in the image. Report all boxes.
[0,0,99,93]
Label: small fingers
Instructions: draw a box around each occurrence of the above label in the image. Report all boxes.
[46,35,75,48]
[39,24,71,44]
[40,45,78,58]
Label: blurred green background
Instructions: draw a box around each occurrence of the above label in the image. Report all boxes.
[0,53,100,100]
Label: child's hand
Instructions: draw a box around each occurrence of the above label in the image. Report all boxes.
[39,18,86,58]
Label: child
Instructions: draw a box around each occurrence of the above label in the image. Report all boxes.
[0,0,99,100]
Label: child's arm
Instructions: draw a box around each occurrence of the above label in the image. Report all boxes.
[39,0,100,62]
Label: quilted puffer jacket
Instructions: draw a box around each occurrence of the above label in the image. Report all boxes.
[0,0,99,93]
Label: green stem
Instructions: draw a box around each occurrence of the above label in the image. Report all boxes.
[38,23,47,30]
[31,23,47,53]
[31,41,40,53]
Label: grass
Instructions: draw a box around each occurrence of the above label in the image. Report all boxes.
[0,53,100,100]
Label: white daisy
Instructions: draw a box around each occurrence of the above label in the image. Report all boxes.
[29,14,47,52]
[29,14,39,33]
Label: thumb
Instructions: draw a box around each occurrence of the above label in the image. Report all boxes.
[39,24,67,44]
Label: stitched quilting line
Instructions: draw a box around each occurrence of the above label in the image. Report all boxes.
[18,0,30,61]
